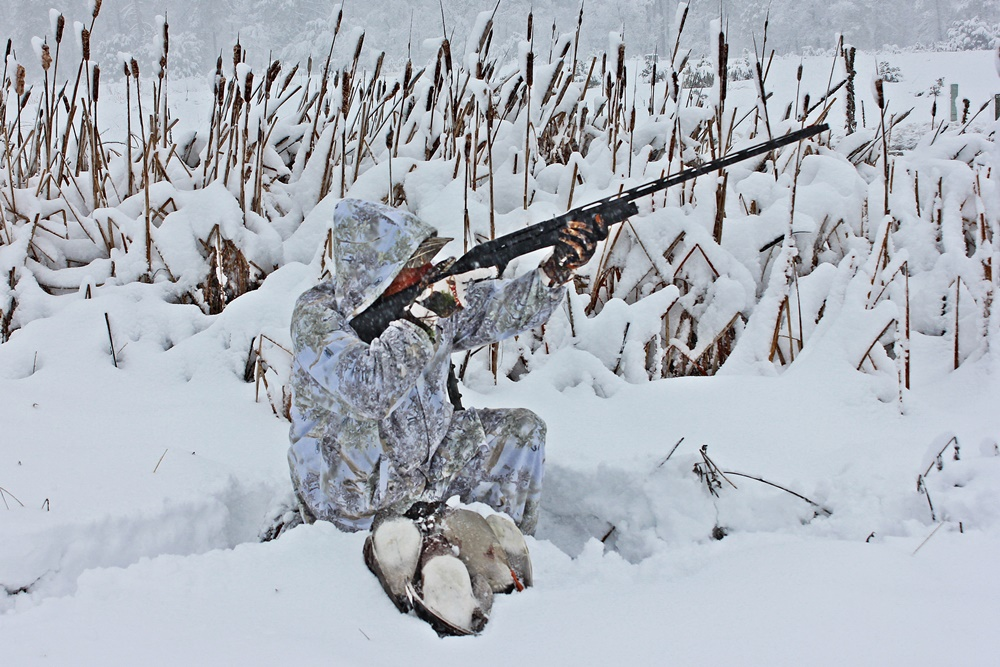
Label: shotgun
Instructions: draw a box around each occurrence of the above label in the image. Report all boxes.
[352,123,829,342]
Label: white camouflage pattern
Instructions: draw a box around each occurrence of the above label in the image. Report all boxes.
[288,199,563,533]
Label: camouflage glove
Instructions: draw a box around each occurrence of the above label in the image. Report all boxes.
[406,286,462,341]
[540,216,609,285]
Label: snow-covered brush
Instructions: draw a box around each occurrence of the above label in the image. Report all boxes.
[245,333,293,420]
[0,6,997,395]
[916,434,963,523]
[693,444,833,520]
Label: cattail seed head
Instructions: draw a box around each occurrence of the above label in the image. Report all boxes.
[159,56,166,78]
[442,39,452,73]
[131,58,139,79]
[41,43,52,71]
[526,51,534,87]
[281,63,298,92]
[266,60,281,89]
[385,128,393,149]
[93,65,100,101]
[15,65,26,96]
[353,32,365,63]
[55,16,65,44]
[81,28,91,61]
[92,0,102,18]
[527,12,533,41]
[162,19,169,55]
[874,78,885,109]
[5,39,11,59]
[796,63,803,82]
[233,43,242,73]
[403,60,412,91]
[559,38,571,59]
[244,71,253,102]
[341,70,351,117]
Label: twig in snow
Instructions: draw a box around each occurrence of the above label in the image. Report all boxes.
[721,471,832,517]
[912,521,946,556]
[922,435,960,478]
[104,312,118,368]
[698,446,738,491]
[917,475,937,521]
[656,437,685,469]
[0,485,25,509]
[153,448,168,473]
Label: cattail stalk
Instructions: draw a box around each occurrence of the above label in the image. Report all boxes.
[308,8,343,159]
[159,17,170,148]
[523,37,533,209]
[875,77,889,215]
[15,65,27,183]
[90,64,103,208]
[843,45,857,134]
[124,60,134,197]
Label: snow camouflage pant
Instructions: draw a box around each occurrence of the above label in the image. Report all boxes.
[428,407,546,535]
[288,406,546,535]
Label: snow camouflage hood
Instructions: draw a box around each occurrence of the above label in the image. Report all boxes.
[330,198,438,317]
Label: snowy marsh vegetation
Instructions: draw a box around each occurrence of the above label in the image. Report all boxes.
[1,3,996,411]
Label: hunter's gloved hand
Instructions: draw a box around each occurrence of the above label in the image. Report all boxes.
[540,216,608,285]
[405,286,462,341]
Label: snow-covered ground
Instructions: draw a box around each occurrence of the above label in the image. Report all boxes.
[2,300,998,664]
[2,45,1000,664]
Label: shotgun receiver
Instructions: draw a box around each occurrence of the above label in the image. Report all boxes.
[351,123,828,342]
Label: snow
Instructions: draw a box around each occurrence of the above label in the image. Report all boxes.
[2,278,999,661]
[2,32,1000,666]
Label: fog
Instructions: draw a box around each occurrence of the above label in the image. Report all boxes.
[2,1,998,77]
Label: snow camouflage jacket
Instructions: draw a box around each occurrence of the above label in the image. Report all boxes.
[288,199,565,531]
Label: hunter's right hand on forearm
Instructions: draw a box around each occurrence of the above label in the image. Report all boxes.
[541,217,607,285]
